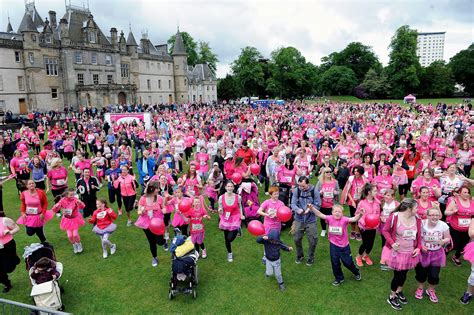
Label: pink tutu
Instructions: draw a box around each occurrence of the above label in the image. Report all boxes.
[92,223,117,235]
[420,248,446,267]
[172,212,189,228]
[382,246,419,271]
[205,187,217,200]
[135,215,150,229]
[60,215,85,231]
[219,214,241,231]
[463,241,474,264]
[191,231,205,244]
[17,214,44,228]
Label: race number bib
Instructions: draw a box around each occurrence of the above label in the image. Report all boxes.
[424,235,440,242]
[403,229,416,240]
[268,208,276,217]
[192,223,203,231]
[56,179,66,186]
[62,208,73,216]
[147,210,153,219]
[328,226,343,235]
[225,211,231,220]
[323,191,334,198]
[458,218,471,227]
[96,211,106,219]
[26,207,38,215]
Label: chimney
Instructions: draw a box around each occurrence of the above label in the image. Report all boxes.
[48,11,57,29]
[59,18,69,39]
[110,27,118,48]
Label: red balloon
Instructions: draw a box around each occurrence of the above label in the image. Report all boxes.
[277,206,292,222]
[247,220,265,236]
[178,198,192,214]
[250,164,261,176]
[365,214,380,229]
[149,218,165,235]
[44,210,55,222]
[231,172,243,185]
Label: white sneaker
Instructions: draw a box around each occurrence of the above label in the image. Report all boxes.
[127,220,133,227]
[321,230,326,237]
[227,252,233,262]
[56,213,61,218]
[103,249,108,259]
[264,192,269,196]
[110,244,116,255]
[202,249,207,259]
[73,243,78,254]
[151,257,158,267]
[164,232,169,240]
[77,242,83,253]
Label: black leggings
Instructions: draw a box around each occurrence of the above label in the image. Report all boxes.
[194,243,205,252]
[415,263,441,285]
[164,213,171,227]
[320,207,332,230]
[26,226,46,243]
[399,183,410,196]
[359,229,376,255]
[122,195,136,213]
[450,227,470,259]
[143,229,165,258]
[184,147,192,161]
[108,188,122,209]
[175,225,188,236]
[391,269,409,292]
[223,229,239,253]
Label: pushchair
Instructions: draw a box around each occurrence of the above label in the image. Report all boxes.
[239,182,260,226]
[168,234,198,300]
[278,183,294,229]
[23,243,64,313]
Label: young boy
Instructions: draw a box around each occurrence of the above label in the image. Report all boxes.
[256,229,293,291]
[309,204,363,286]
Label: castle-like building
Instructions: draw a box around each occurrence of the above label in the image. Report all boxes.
[0,1,217,113]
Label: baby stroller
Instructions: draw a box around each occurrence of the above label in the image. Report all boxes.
[23,243,64,313]
[239,182,260,226]
[168,234,198,300]
[278,183,294,229]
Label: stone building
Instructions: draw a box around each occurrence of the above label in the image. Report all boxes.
[0,0,217,114]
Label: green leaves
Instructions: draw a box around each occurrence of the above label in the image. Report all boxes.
[449,44,474,94]
[231,46,265,97]
[320,66,357,96]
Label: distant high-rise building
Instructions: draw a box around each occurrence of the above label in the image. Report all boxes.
[416,32,446,67]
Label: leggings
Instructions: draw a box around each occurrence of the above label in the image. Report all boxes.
[122,195,136,213]
[184,147,193,161]
[100,233,113,250]
[223,229,239,253]
[144,228,165,258]
[399,183,410,196]
[359,229,376,255]
[320,207,332,230]
[164,213,171,227]
[66,229,81,243]
[176,225,189,236]
[26,226,46,243]
[450,226,470,259]
[194,243,205,252]
[415,263,441,285]
[108,188,123,209]
[391,269,409,291]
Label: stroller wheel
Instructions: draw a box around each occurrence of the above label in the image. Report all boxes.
[192,289,197,299]
[194,266,199,285]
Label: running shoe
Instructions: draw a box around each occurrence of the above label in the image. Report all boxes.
[355,233,362,241]
[295,256,304,264]
[227,252,233,262]
[396,291,408,304]
[426,289,438,303]
[354,273,362,281]
[452,256,462,266]
[320,230,326,237]
[415,288,423,300]
[151,257,158,267]
[110,244,116,255]
[356,256,363,267]
[350,231,356,240]
[460,292,472,305]
[363,255,373,266]
[202,249,207,258]
[387,295,402,311]
[332,279,345,286]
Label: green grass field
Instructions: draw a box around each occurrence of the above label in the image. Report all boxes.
[2,159,473,314]
[309,96,467,105]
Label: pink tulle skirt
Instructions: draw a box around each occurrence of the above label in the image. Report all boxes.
[420,248,446,267]
[92,223,117,235]
[382,246,419,271]
[60,215,85,231]
[191,231,205,244]
[17,214,44,228]
[135,215,150,230]
[463,241,474,264]
[172,212,189,227]
[219,214,241,231]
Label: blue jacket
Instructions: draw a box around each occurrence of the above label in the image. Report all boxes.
[256,229,291,262]
[137,157,155,185]
[290,185,321,224]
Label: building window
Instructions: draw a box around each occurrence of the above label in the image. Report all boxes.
[0,75,3,90]
[88,31,96,43]
[91,53,97,65]
[105,55,112,66]
[46,36,52,44]
[207,86,209,91]
[158,80,161,89]
[168,80,171,89]
[28,53,34,64]
[51,88,58,99]
[77,73,84,85]
[93,74,99,85]
[75,52,83,64]
[121,63,129,78]
[212,86,215,91]
[146,61,150,69]
[14,51,21,63]
[18,76,24,91]
[157,62,161,69]
[107,75,113,84]
[168,63,171,70]
[44,57,58,76]
[184,79,187,86]
[31,34,36,42]
[147,79,151,90]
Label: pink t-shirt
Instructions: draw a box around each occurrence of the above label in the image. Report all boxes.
[114,174,137,196]
[325,215,350,247]
[260,199,284,232]
[47,167,68,189]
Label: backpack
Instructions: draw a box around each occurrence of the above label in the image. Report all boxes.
[296,186,316,203]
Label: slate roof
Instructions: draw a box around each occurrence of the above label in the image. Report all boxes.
[172,30,186,56]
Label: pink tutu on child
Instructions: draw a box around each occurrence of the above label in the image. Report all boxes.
[191,231,205,244]
[135,215,150,229]
[92,223,117,235]
[420,248,446,267]
[205,187,217,200]
[17,214,44,228]
[60,215,85,231]
[172,212,189,228]
[463,241,474,264]
[381,246,420,271]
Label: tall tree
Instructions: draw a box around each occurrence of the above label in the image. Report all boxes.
[320,66,357,95]
[386,25,422,98]
[449,43,474,95]
[362,68,391,98]
[168,32,199,66]
[197,41,219,76]
[419,61,455,97]
[217,74,240,100]
[334,42,381,83]
[231,46,265,97]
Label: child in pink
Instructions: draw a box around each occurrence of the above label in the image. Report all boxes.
[185,197,210,258]
[88,199,117,259]
[205,178,219,211]
[170,188,190,236]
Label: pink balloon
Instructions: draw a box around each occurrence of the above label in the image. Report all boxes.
[277,206,292,222]
[231,172,243,185]
[248,220,265,236]
[149,217,165,235]
[43,210,55,222]
[250,164,261,176]
[365,214,380,229]
[178,198,192,214]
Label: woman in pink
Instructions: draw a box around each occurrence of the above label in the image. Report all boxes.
[10,150,29,193]
[294,149,312,182]
[63,136,75,161]
[179,164,202,197]
[218,181,245,262]
[445,186,474,266]
[170,188,190,236]
[71,153,92,180]
[257,186,285,234]
[315,167,340,237]
[416,186,437,219]
[392,149,409,199]
[355,183,380,267]
[51,188,86,253]
[184,197,210,258]
[46,158,68,198]
[373,165,396,202]
[113,165,137,226]
[379,189,399,270]
[341,165,367,241]
[135,182,167,267]
[382,199,422,311]
[411,168,441,201]
[195,147,210,178]
[0,211,21,293]
[17,180,48,243]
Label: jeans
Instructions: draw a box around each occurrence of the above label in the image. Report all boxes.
[293,220,318,260]
[266,258,283,284]
[330,243,359,281]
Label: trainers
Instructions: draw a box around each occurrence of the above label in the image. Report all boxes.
[460,292,472,305]
[332,279,344,286]
[380,264,390,271]
[77,242,83,253]
[279,283,286,291]
[2,284,11,293]
[387,295,402,311]
[355,233,362,241]
[164,231,169,240]
[227,252,233,262]
[151,257,158,267]
[295,256,304,264]
[452,256,462,266]
[127,220,133,227]
[356,256,363,267]
[110,244,116,255]
[265,192,269,196]
[426,289,438,303]
[306,258,314,266]
[202,249,207,259]
[415,288,423,300]
[396,291,408,304]
[354,273,362,281]
[163,242,169,251]
[73,243,78,254]
[103,249,108,259]
[363,255,373,266]
[320,230,326,237]
[350,231,356,240]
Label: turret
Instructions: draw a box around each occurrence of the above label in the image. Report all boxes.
[172,29,188,103]
[110,27,118,50]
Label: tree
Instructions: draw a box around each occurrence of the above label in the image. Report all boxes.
[361,68,391,98]
[386,25,422,98]
[320,66,357,95]
[217,74,240,100]
[334,42,381,83]
[449,44,474,95]
[197,41,219,76]
[419,61,455,97]
[231,47,265,97]
[168,32,199,66]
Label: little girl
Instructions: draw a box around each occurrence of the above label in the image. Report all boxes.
[91,152,107,184]
[205,178,219,211]
[170,188,190,236]
[30,257,60,284]
[185,197,210,258]
[88,199,118,259]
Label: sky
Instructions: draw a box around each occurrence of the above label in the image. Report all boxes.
[1,0,473,78]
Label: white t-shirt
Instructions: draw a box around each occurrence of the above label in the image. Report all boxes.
[421,220,449,251]
[440,176,464,194]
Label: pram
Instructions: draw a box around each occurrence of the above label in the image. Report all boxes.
[239,182,260,226]
[168,234,198,300]
[23,243,64,313]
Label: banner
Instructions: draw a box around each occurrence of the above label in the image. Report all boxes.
[104,113,152,130]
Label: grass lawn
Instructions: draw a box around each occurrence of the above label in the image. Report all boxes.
[2,159,473,314]
[309,96,467,105]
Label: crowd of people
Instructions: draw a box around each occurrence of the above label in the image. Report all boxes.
[0,100,473,310]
